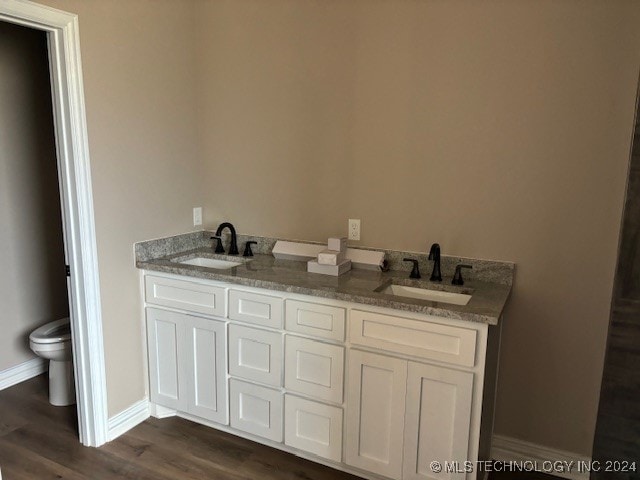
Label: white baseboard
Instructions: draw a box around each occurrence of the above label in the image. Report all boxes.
[107,398,150,442]
[0,358,46,391]
[492,434,591,480]
[149,402,177,419]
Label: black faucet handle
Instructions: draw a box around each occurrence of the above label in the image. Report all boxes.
[452,264,473,286]
[403,258,421,279]
[210,236,225,254]
[243,241,258,257]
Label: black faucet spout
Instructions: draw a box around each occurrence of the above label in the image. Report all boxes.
[428,243,442,282]
[215,222,239,255]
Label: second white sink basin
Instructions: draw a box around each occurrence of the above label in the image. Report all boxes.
[379,284,472,305]
[178,257,242,269]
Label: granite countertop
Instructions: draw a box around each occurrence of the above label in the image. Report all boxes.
[136,234,513,325]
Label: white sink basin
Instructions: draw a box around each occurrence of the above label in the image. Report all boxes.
[178,257,242,269]
[379,284,472,305]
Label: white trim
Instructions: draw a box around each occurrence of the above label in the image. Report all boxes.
[492,434,591,480]
[149,402,178,419]
[107,399,150,442]
[0,0,108,447]
[0,358,46,391]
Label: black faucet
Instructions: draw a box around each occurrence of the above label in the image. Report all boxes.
[214,222,239,255]
[243,241,257,257]
[428,243,442,282]
[403,258,421,279]
[211,235,224,254]
[452,264,473,286]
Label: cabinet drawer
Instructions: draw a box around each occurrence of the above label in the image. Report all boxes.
[230,379,283,442]
[284,336,344,403]
[145,275,227,317]
[284,395,343,462]
[285,300,345,341]
[228,324,283,386]
[229,290,283,328]
[350,310,477,367]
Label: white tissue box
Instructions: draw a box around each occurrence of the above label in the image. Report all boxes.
[328,237,347,252]
[317,249,346,266]
[307,259,352,276]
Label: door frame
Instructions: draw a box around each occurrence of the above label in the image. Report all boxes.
[0,0,108,446]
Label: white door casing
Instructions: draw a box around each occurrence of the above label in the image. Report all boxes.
[0,0,107,446]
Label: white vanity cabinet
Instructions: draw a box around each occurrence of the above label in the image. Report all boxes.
[346,310,478,480]
[146,307,228,424]
[143,271,497,480]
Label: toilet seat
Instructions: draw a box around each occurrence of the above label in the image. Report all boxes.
[29,318,71,344]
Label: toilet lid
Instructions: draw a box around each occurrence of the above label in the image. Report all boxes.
[30,318,71,344]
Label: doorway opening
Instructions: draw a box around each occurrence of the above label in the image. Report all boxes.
[0,0,107,446]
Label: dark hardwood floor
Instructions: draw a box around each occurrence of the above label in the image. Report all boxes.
[0,375,558,479]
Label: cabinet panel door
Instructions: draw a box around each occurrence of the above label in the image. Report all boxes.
[284,335,344,403]
[184,315,228,424]
[403,362,473,480]
[229,379,283,442]
[350,310,477,367]
[285,300,345,341]
[145,275,227,317]
[147,308,186,410]
[229,290,283,329]
[284,395,343,462]
[228,324,283,386]
[345,350,407,480]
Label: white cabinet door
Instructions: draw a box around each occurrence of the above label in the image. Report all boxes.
[403,362,473,480]
[228,324,283,386]
[147,308,187,410]
[284,395,343,462]
[345,350,407,480]
[184,315,228,425]
[229,379,283,442]
[229,289,283,328]
[284,335,344,403]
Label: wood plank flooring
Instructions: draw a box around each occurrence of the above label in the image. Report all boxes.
[0,375,558,480]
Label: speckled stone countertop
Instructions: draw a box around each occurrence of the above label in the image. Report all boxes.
[135,231,514,325]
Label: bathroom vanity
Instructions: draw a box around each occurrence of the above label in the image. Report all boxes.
[136,232,513,480]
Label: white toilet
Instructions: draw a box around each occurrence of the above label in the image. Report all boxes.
[29,317,75,406]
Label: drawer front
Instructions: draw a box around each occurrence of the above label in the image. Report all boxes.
[228,324,283,386]
[285,300,346,341]
[284,395,343,462]
[145,275,227,317]
[229,290,283,328]
[230,379,283,442]
[284,336,344,404]
[350,310,477,367]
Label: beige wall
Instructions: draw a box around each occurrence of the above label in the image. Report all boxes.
[18,0,639,454]
[197,1,640,455]
[36,0,204,416]
[0,22,69,371]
